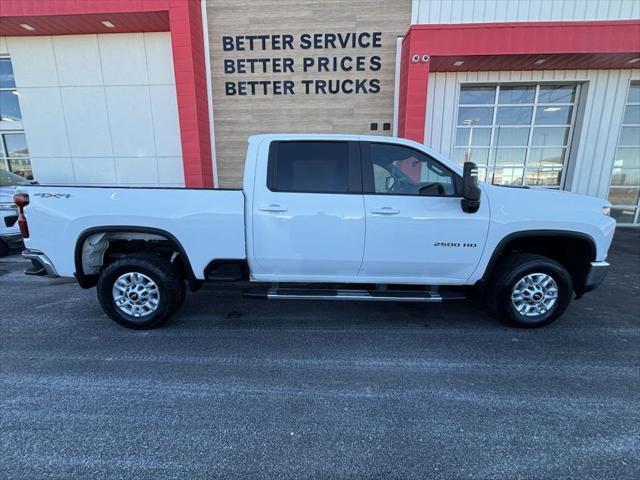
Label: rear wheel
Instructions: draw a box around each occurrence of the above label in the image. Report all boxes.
[97,253,185,329]
[492,253,573,328]
[0,239,9,257]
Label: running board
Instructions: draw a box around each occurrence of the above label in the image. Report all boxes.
[243,287,466,302]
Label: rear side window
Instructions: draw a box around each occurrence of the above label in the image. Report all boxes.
[268,141,351,193]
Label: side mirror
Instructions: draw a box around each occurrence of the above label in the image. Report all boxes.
[461,162,481,214]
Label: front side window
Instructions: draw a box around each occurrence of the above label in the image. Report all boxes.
[269,141,351,193]
[367,143,456,196]
[454,83,579,188]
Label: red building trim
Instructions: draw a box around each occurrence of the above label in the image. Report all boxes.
[0,0,215,187]
[398,20,640,143]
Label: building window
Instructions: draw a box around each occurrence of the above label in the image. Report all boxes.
[453,83,579,189]
[607,82,640,225]
[0,57,32,180]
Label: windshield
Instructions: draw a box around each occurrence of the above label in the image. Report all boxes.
[0,169,31,187]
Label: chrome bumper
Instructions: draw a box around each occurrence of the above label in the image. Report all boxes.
[583,261,609,292]
[22,249,59,277]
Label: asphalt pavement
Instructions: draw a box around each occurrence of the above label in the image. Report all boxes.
[1,230,639,479]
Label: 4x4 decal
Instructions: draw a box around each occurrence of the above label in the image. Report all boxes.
[33,193,72,199]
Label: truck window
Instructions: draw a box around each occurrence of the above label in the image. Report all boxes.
[269,141,350,193]
[365,143,457,196]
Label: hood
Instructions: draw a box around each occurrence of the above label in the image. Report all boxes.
[481,183,609,216]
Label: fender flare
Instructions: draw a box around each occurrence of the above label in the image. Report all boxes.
[74,226,197,289]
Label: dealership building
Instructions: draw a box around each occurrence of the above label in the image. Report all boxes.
[0,0,639,224]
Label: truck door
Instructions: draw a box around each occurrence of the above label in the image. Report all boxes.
[359,141,490,283]
[250,140,365,280]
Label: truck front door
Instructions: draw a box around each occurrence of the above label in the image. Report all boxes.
[359,141,490,284]
[250,140,365,280]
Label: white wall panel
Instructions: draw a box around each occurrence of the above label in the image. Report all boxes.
[115,157,159,184]
[29,157,75,184]
[17,88,70,158]
[157,157,184,185]
[98,33,148,86]
[61,86,113,157]
[72,157,117,184]
[412,0,640,24]
[6,32,183,185]
[0,37,8,55]
[6,37,58,87]
[144,33,175,84]
[52,35,103,86]
[150,85,182,157]
[105,85,155,157]
[424,68,640,199]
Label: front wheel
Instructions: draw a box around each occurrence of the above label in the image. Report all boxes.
[97,253,185,329]
[492,253,573,328]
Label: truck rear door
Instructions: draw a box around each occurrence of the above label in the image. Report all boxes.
[250,140,365,280]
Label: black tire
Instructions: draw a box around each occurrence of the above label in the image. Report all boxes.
[492,253,573,328]
[0,240,9,257]
[97,253,185,329]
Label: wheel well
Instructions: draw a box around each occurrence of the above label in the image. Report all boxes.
[74,228,198,290]
[484,233,595,294]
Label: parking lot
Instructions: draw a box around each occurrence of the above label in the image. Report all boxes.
[1,229,638,480]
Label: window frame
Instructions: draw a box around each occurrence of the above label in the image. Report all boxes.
[361,141,462,197]
[453,82,581,189]
[266,140,362,194]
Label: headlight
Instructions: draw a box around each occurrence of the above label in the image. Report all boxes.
[0,202,18,211]
[602,206,611,216]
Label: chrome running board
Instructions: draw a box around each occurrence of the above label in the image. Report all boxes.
[243,287,466,302]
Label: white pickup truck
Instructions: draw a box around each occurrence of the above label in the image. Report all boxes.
[15,134,615,329]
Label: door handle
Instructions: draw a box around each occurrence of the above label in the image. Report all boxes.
[258,204,288,213]
[371,207,400,215]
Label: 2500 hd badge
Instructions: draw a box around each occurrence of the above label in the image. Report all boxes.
[434,242,478,248]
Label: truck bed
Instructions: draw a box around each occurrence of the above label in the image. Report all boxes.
[19,185,246,279]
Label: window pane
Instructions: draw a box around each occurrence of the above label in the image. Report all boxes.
[627,83,640,104]
[528,148,565,167]
[274,142,349,193]
[457,107,493,126]
[453,148,489,166]
[490,167,524,186]
[459,86,495,105]
[0,59,15,89]
[608,187,640,206]
[532,127,569,146]
[538,85,576,104]
[0,91,22,122]
[623,105,640,125]
[619,127,640,146]
[610,168,640,186]
[370,143,455,196]
[3,133,28,157]
[455,127,491,146]
[535,106,572,125]
[493,127,529,146]
[613,147,640,169]
[496,106,533,125]
[498,86,535,104]
[494,148,526,166]
[7,157,33,180]
[610,207,636,224]
[525,167,563,187]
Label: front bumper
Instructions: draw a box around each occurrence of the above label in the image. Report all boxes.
[22,249,59,278]
[583,261,609,293]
